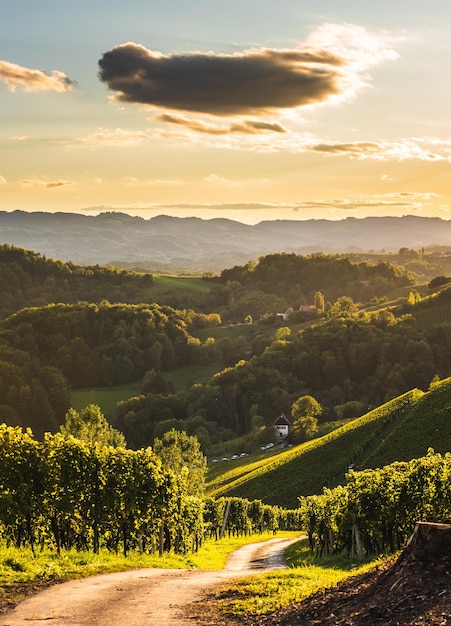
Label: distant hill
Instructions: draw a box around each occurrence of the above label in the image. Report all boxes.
[2,211,451,270]
[207,377,451,508]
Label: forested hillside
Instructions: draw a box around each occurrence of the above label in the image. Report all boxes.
[0,245,450,456]
[210,253,412,323]
[0,244,154,320]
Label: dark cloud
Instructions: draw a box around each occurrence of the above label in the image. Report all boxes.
[158,113,287,134]
[98,43,346,116]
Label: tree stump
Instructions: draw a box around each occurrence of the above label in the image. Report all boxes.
[394,521,451,574]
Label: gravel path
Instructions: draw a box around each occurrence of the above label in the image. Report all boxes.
[1,537,300,626]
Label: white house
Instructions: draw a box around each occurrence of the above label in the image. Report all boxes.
[273,413,292,439]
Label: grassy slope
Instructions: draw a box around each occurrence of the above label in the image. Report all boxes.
[71,384,141,418]
[208,377,451,508]
[151,274,214,295]
[207,389,422,508]
[208,378,451,507]
[364,376,451,468]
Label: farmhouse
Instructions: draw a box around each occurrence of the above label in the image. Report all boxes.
[273,413,291,440]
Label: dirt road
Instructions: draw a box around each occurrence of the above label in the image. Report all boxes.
[1,537,300,626]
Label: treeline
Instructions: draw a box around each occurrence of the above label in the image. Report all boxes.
[1,247,451,451]
[2,302,451,451]
[0,424,300,556]
[300,450,451,557]
[2,301,220,389]
[116,309,450,449]
[211,253,412,323]
[0,344,70,438]
[0,244,154,319]
[0,301,219,437]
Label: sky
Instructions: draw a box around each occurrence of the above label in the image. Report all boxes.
[1,0,451,224]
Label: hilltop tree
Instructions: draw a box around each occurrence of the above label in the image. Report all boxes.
[291,395,322,443]
[60,404,126,448]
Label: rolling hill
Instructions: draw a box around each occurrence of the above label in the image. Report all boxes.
[207,377,451,508]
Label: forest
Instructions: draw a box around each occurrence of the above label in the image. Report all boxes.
[0,244,450,452]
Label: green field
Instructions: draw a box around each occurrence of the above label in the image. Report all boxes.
[164,362,221,392]
[70,384,141,418]
[70,362,220,417]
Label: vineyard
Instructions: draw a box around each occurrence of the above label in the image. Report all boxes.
[207,389,421,508]
[412,302,451,330]
[365,376,451,468]
[0,424,300,558]
[299,450,451,557]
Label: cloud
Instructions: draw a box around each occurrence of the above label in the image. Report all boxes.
[0,60,75,93]
[309,140,446,161]
[73,128,154,146]
[203,174,232,184]
[81,194,441,220]
[157,113,287,134]
[20,178,74,189]
[0,175,6,185]
[98,24,397,117]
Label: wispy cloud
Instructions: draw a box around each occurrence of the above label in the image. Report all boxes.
[20,178,74,189]
[158,113,287,135]
[123,176,184,186]
[68,122,451,163]
[82,193,440,217]
[310,139,446,161]
[73,127,153,146]
[98,23,397,118]
[0,175,6,185]
[0,60,75,93]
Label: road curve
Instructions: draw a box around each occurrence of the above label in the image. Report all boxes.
[1,536,301,626]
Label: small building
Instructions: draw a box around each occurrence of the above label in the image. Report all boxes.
[273,413,292,439]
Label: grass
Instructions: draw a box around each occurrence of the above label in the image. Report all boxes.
[70,383,141,418]
[211,537,383,618]
[0,532,295,610]
[163,362,221,393]
[152,275,214,294]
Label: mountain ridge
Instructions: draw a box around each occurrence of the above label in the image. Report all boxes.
[1,211,451,270]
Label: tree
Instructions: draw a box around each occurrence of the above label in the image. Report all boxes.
[328,296,359,318]
[314,291,325,313]
[60,404,126,448]
[153,429,207,497]
[291,395,322,442]
[407,289,422,305]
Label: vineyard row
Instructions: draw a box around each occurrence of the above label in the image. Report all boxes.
[0,424,300,556]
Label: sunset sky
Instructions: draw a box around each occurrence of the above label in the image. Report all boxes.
[1,1,450,223]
